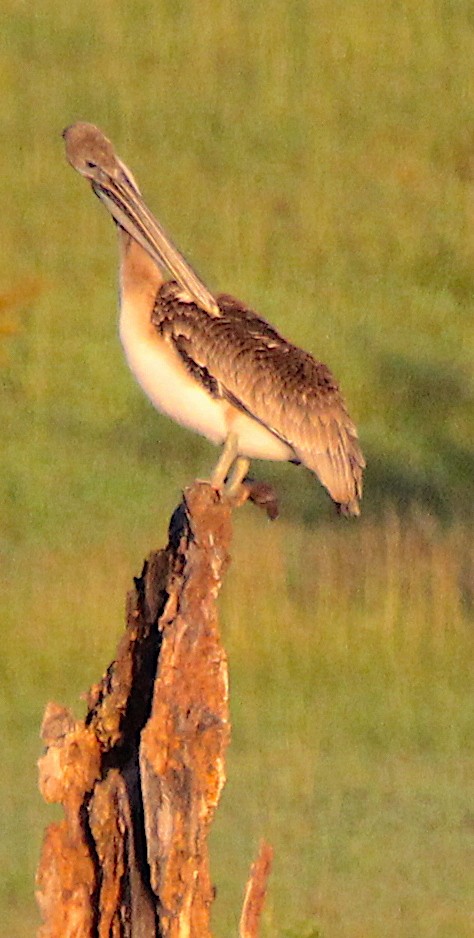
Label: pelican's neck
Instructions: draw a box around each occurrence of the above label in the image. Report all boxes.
[118,227,164,313]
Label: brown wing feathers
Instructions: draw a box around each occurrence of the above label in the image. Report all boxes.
[152,282,364,514]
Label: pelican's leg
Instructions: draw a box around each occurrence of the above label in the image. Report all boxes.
[225,456,251,498]
[211,432,239,490]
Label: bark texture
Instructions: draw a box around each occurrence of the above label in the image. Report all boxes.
[36,482,243,938]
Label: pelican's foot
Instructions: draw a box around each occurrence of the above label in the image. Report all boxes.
[243,478,279,520]
[224,477,279,520]
[210,440,279,518]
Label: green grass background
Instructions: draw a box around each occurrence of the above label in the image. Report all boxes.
[1,2,474,936]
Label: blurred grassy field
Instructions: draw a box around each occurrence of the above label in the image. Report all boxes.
[1,2,474,936]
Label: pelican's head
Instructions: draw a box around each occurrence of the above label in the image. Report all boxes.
[63,122,220,317]
[63,122,141,194]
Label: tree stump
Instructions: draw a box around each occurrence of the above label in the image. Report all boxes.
[36,482,272,938]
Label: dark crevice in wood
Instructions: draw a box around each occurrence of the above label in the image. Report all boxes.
[79,794,102,938]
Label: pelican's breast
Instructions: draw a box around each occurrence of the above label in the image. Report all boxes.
[119,295,229,443]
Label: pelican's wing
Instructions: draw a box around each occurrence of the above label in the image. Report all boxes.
[153,283,365,514]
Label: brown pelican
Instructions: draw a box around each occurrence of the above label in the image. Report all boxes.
[63,122,364,515]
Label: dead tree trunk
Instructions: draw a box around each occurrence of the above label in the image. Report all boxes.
[36,482,272,938]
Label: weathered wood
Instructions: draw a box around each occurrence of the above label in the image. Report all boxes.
[36,481,273,936]
[239,842,274,938]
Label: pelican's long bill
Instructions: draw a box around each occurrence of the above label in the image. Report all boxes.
[63,122,220,317]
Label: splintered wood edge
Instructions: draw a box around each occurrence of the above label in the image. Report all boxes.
[239,841,274,938]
